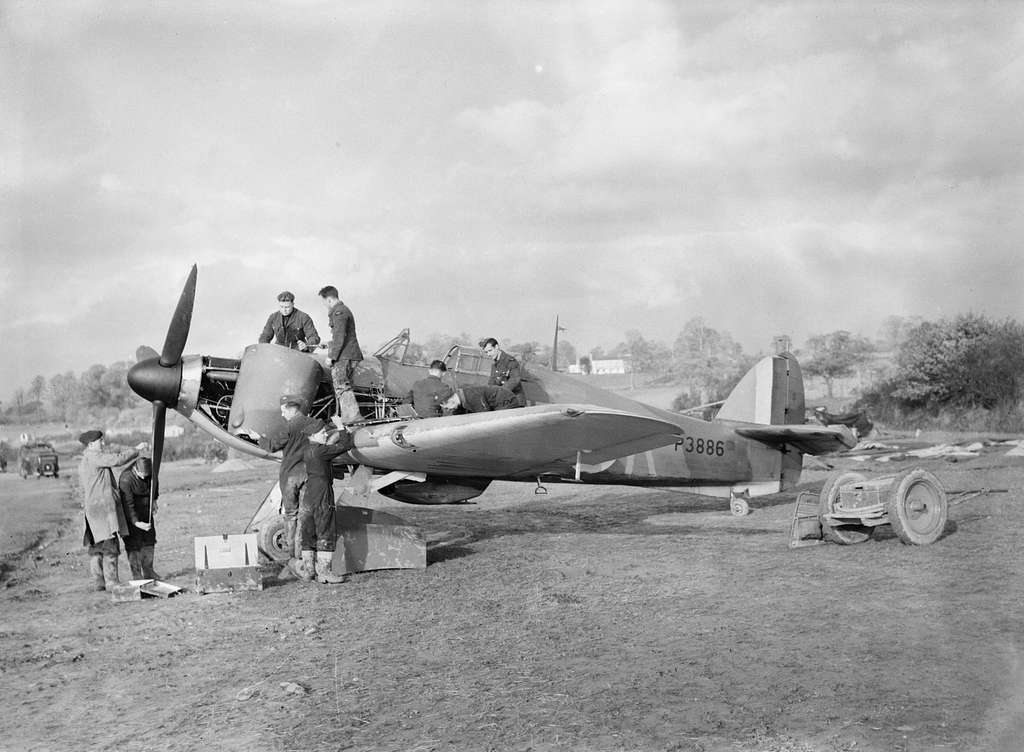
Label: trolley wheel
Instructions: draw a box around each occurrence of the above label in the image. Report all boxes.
[257,514,292,563]
[885,468,947,545]
[819,470,874,545]
[730,497,750,516]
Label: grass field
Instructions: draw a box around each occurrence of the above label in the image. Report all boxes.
[1,446,1023,751]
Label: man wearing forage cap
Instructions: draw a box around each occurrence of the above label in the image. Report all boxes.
[77,429,147,591]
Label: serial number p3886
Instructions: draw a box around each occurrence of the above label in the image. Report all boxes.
[679,436,726,457]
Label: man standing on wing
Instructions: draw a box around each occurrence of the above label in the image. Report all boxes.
[319,285,364,425]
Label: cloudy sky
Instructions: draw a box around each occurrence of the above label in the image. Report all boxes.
[3,1,1023,399]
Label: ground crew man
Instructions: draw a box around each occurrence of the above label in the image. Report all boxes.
[440,385,519,414]
[319,285,363,424]
[259,291,320,351]
[247,396,325,570]
[408,360,455,417]
[296,426,355,584]
[479,337,526,406]
[77,430,145,591]
[118,457,159,580]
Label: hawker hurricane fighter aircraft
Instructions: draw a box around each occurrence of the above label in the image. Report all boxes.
[128,267,855,564]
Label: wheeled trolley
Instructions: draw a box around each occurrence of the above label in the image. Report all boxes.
[790,467,949,547]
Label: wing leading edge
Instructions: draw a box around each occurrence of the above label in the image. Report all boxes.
[348,404,683,477]
[734,423,856,455]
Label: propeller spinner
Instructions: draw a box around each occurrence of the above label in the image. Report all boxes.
[127,264,197,511]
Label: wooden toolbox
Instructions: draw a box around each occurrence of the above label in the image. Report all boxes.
[194,533,263,594]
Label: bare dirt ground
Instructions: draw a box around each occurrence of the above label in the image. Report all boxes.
[0,472,72,559]
[2,438,1024,752]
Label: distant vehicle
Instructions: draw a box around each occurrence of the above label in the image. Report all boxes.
[18,442,60,479]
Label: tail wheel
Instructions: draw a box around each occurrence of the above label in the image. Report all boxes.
[819,471,874,545]
[257,514,292,563]
[885,468,947,545]
[729,497,750,516]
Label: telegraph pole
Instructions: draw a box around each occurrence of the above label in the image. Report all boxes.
[552,316,567,371]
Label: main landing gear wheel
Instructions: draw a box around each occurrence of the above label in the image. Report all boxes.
[257,514,292,563]
[729,496,750,516]
[885,468,947,545]
[819,471,874,545]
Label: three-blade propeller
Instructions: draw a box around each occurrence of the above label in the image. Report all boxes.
[127,264,197,512]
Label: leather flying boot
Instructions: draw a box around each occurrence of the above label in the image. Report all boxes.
[315,551,348,584]
[338,390,362,425]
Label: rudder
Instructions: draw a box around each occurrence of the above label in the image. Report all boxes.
[716,353,805,426]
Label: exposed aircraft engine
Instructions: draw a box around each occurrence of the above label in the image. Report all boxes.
[377,475,492,505]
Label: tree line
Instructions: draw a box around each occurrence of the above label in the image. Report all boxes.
[5,313,1023,431]
[2,361,139,425]
[857,313,1024,431]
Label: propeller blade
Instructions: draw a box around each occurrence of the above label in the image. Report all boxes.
[136,345,159,363]
[150,401,166,512]
[159,264,197,367]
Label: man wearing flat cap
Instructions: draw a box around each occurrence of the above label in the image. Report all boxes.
[246,396,325,574]
[259,291,320,352]
[77,430,148,591]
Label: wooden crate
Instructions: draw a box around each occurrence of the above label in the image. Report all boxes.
[194,534,263,594]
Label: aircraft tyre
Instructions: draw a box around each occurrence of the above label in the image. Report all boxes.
[885,468,947,545]
[819,471,874,545]
[257,514,293,563]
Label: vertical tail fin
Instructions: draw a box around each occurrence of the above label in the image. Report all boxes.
[716,353,805,426]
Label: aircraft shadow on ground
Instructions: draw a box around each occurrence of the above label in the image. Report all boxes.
[405,489,799,552]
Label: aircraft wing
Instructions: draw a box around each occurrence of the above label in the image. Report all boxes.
[734,423,856,455]
[348,404,683,477]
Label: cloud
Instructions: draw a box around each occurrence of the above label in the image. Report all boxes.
[4,2,1024,399]
[456,100,554,153]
